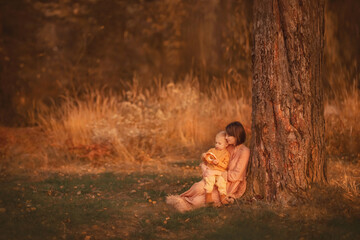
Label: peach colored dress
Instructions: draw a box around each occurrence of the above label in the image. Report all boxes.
[166,144,250,212]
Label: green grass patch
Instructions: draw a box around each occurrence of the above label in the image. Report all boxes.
[0,172,132,239]
[0,168,359,240]
[0,171,203,239]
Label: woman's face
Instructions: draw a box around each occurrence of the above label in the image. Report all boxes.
[225,133,237,145]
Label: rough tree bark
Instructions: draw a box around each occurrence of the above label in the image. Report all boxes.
[249,0,326,203]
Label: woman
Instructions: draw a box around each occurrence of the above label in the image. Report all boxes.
[166,121,250,212]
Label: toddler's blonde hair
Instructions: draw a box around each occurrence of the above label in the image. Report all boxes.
[216,131,227,139]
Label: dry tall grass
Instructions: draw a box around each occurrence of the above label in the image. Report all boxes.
[328,160,360,202]
[324,78,360,201]
[325,80,360,156]
[27,76,251,168]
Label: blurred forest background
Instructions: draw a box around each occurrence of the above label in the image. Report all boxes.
[0,0,358,125]
[0,0,359,172]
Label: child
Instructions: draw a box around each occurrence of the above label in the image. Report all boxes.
[201,131,230,206]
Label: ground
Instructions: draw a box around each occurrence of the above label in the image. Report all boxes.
[0,127,359,240]
[0,160,359,240]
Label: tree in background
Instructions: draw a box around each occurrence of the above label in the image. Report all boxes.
[249,0,326,203]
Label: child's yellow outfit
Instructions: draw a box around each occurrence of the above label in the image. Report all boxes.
[203,148,229,195]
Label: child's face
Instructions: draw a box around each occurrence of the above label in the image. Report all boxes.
[215,136,228,150]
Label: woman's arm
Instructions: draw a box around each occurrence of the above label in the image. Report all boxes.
[227,147,250,182]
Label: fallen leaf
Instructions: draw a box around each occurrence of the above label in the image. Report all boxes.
[0,208,6,213]
[156,226,169,232]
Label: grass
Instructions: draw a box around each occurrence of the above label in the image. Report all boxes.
[0,173,128,239]
[18,77,251,170]
[1,75,356,174]
[0,160,359,240]
[0,169,204,239]
[328,159,360,201]
[204,209,360,240]
[325,81,360,156]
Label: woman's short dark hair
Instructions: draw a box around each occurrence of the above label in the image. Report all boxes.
[225,121,246,145]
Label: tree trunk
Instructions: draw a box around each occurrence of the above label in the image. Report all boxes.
[249,0,326,203]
